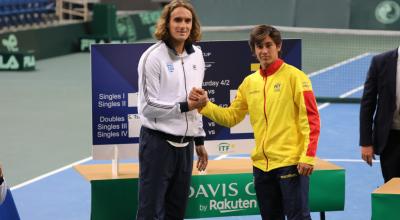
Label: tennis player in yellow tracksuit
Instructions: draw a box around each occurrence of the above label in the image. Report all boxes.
[190,25,320,220]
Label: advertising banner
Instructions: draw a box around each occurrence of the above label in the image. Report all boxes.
[88,166,345,219]
[186,173,258,218]
[350,0,400,30]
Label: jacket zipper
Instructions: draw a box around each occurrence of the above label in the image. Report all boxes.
[263,77,269,170]
[181,57,189,143]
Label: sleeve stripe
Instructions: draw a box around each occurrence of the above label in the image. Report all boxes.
[141,42,175,110]
[303,91,320,157]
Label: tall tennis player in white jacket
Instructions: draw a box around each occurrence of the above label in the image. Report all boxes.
[136,1,208,219]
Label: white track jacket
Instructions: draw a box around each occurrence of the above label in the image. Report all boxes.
[138,41,206,141]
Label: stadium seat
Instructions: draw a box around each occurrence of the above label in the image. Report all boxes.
[0,0,56,30]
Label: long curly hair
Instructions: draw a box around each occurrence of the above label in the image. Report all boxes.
[154,0,202,44]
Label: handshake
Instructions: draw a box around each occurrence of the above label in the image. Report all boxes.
[188,87,209,111]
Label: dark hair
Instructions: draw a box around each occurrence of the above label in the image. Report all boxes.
[249,25,282,55]
[154,0,202,43]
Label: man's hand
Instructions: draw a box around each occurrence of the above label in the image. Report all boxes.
[361,145,375,166]
[189,87,205,101]
[195,145,208,171]
[297,163,314,176]
[188,87,208,110]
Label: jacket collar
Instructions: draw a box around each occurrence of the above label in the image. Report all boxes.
[260,59,284,77]
[164,40,195,56]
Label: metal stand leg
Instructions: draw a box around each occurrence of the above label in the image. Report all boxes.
[320,211,326,220]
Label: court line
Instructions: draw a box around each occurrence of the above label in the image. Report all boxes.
[308,53,371,78]
[224,155,380,163]
[318,103,330,110]
[339,85,364,98]
[214,154,228,160]
[11,156,92,191]
[323,158,380,163]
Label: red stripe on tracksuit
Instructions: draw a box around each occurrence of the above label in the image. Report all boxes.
[303,91,320,157]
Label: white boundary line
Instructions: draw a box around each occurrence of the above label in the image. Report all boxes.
[214,154,228,160]
[318,103,331,110]
[11,156,92,191]
[339,85,364,98]
[308,53,371,78]
[224,155,380,163]
[324,159,380,163]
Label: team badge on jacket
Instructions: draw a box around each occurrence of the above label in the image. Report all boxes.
[167,63,174,72]
[274,83,281,92]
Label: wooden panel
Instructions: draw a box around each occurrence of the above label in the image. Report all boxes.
[75,164,139,181]
[75,158,343,181]
[373,178,400,195]
[58,0,88,21]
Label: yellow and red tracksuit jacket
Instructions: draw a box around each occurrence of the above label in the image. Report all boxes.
[200,59,320,172]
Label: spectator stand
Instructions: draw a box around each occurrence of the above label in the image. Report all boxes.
[0,0,56,32]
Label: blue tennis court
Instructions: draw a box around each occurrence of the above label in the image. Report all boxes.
[310,53,374,99]
[9,53,384,220]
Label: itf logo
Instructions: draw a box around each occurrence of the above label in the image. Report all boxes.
[218,143,235,153]
[375,1,400,24]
